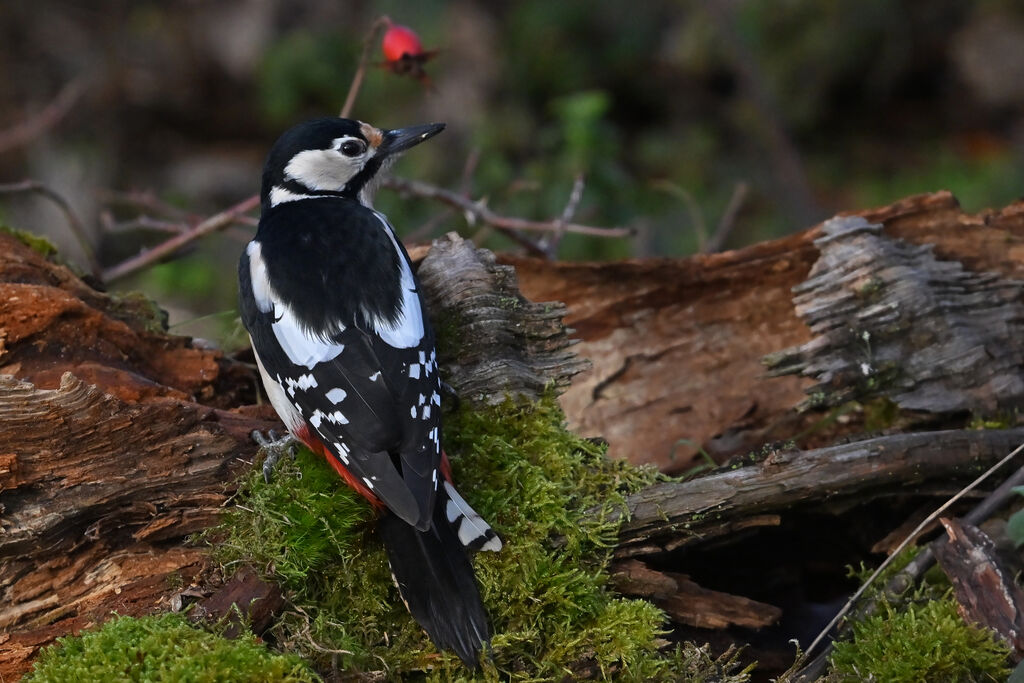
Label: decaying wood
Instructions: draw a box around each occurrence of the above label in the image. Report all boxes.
[765,216,1024,413]
[507,192,1024,472]
[0,229,586,679]
[612,427,1024,557]
[417,232,589,404]
[934,518,1024,660]
[612,559,781,630]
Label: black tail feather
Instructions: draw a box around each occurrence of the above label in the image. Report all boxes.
[377,501,491,668]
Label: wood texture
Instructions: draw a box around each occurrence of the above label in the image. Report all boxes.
[613,427,1024,557]
[765,215,1024,413]
[0,229,586,679]
[507,192,1024,472]
[417,232,589,403]
[934,518,1024,660]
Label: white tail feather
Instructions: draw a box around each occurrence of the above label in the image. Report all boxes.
[443,481,502,552]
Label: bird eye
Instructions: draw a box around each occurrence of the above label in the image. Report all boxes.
[340,140,366,157]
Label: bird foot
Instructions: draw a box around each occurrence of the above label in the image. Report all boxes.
[252,429,298,483]
[440,380,460,411]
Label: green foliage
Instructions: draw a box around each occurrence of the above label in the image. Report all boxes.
[23,613,318,683]
[828,596,1010,682]
[211,392,754,680]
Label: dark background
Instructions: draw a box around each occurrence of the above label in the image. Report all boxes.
[1,0,1022,346]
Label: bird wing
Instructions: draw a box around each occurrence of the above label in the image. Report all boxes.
[239,201,442,529]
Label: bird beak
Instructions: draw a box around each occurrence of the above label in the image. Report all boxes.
[381,123,446,156]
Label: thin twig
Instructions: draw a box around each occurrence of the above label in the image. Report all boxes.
[382,176,633,240]
[793,457,1024,681]
[704,181,749,253]
[0,179,100,277]
[800,439,1024,665]
[540,173,586,259]
[0,77,88,154]
[340,16,392,118]
[102,193,260,282]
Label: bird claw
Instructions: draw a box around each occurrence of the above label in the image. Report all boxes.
[251,429,298,483]
[440,380,460,411]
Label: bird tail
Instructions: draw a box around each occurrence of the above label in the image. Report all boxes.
[377,484,499,668]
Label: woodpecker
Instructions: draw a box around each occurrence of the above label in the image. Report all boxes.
[237,117,501,667]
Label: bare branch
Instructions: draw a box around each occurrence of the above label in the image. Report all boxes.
[539,173,586,259]
[0,179,99,277]
[340,16,392,118]
[0,77,88,154]
[383,176,633,241]
[103,194,260,283]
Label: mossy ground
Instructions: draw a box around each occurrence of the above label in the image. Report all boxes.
[23,613,318,683]
[209,392,755,681]
[828,596,1010,682]
[824,548,1011,682]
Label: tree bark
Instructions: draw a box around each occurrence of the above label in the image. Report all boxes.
[3,192,1024,678]
[506,191,1024,472]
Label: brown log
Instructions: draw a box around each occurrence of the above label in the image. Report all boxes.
[934,518,1024,660]
[612,427,1024,557]
[611,559,781,630]
[506,192,1024,472]
[0,229,583,679]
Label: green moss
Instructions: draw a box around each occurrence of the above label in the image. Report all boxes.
[107,290,170,333]
[24,613,318,683]
[210,392,754,681]
[828,596,1010,682]
[0,224,58,258]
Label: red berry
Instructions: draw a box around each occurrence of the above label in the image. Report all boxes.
[382,24,423,63]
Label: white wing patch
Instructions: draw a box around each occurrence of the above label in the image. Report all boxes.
[363,210,424,349]
[443,481,502,552]
[247,240,346,369]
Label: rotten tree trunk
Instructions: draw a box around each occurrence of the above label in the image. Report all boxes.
[3,192,1024,679]
[0,230,580,680]
[507,191,1024,472]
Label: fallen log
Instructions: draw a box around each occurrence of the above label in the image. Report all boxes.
[508,191,1024,472]
[613,427,1024,557]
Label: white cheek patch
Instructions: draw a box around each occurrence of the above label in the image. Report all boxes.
[284,148,360,191]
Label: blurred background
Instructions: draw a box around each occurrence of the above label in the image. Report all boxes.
[0,0,1022,348]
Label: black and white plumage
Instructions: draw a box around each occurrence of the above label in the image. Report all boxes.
[238,117,501,667]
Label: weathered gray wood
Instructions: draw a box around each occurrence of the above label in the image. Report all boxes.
[417,232,589,405]
[765,216,1024,414]
[614,428,1024,556]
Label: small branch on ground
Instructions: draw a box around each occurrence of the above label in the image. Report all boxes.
[0,179,100,277]
[792,441,1024,681]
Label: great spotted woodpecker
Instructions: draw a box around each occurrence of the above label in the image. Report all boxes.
[237,118,501,667]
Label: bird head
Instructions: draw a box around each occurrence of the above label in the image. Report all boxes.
[260,117,445,209]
